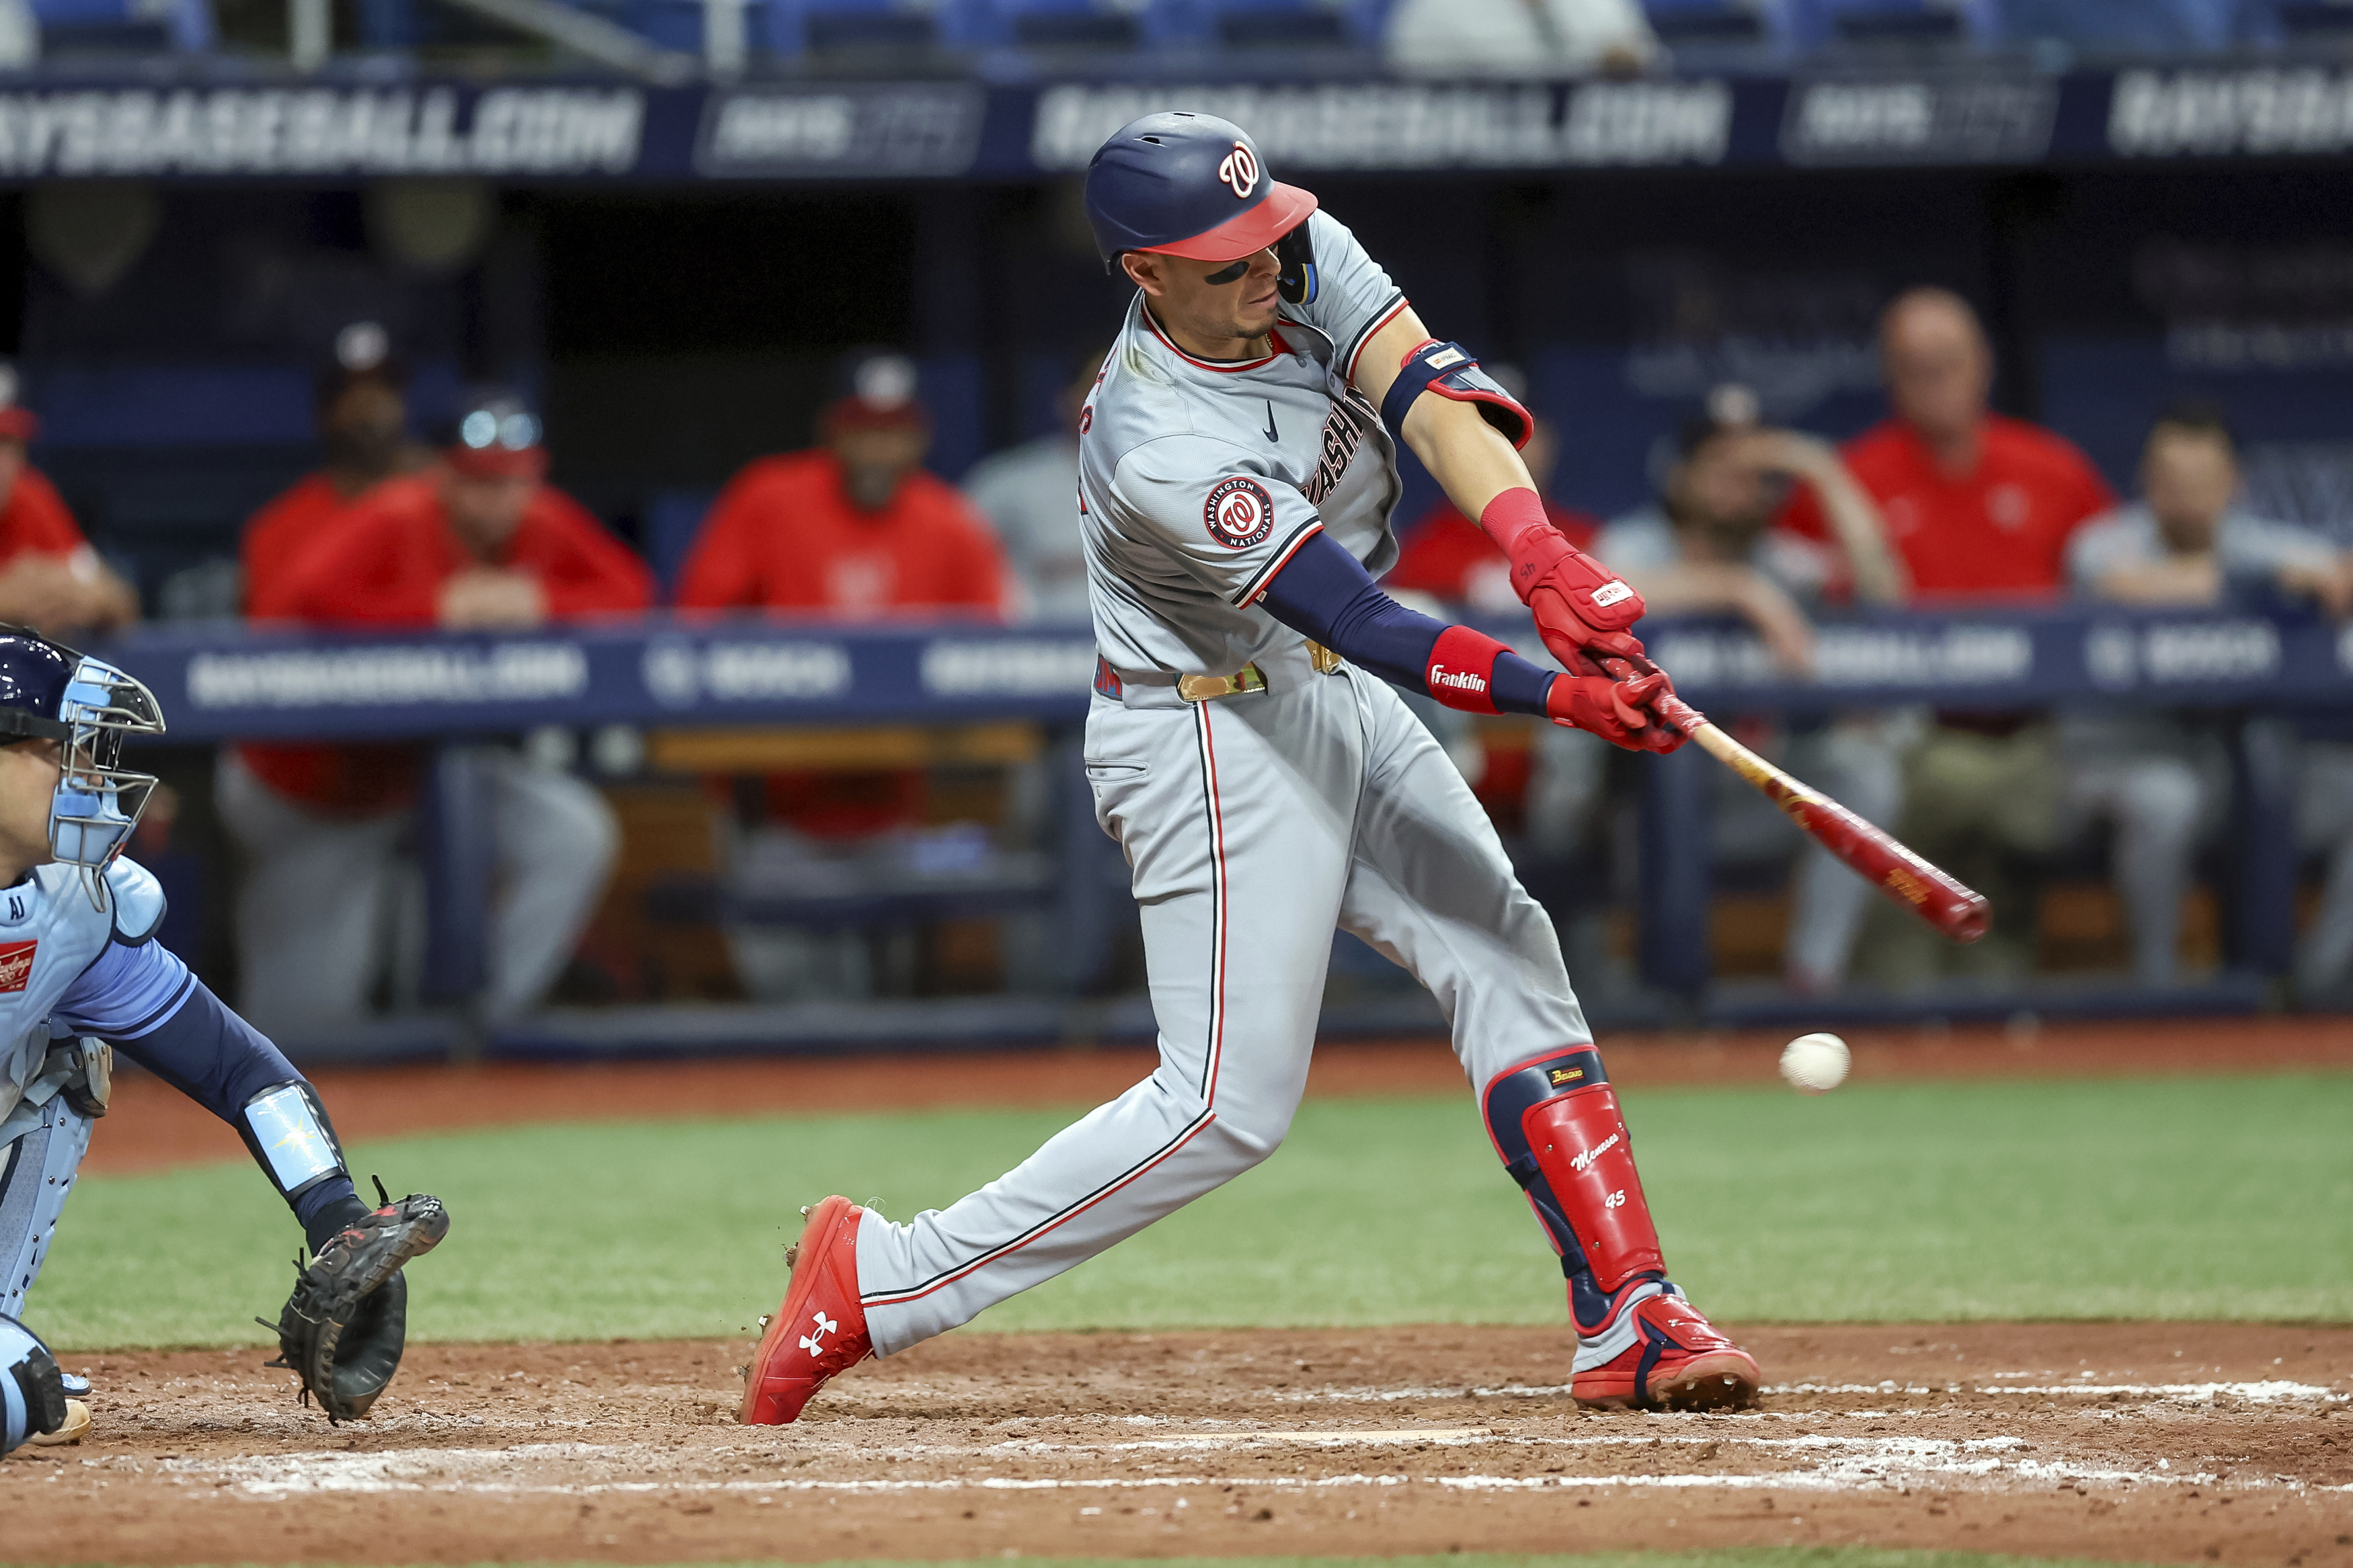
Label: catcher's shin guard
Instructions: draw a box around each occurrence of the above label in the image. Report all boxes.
[1485,1048,1758,1411]
[1,1312,67,1456]
[741,1196,872,1426]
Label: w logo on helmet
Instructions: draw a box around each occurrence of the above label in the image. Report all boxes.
[1218,142,1260,200]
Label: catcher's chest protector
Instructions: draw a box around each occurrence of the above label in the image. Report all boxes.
[0,863,128,1146]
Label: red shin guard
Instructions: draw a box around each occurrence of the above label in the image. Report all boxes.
[1520,1082,1664,1292]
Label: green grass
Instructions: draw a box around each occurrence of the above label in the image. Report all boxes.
[26,1073,2353,1350]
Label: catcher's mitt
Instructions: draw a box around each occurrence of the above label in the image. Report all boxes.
[266,1182,450,1423]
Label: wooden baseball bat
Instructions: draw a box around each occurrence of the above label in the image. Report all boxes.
[1603,657,1991,944]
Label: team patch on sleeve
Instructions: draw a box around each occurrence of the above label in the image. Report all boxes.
[1203,477,1277,549]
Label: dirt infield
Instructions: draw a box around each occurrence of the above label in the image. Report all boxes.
[85,1015,2353,1177]
[1,1324,2345,1566]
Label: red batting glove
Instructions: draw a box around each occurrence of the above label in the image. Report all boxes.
[1545,665,1686,754]
[1482,489,1649,666]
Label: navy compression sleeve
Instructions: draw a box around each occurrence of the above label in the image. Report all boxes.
[56,941,364,1247]
[1256,528,1556,715]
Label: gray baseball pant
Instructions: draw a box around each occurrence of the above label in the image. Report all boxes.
[856,645,1590,1355]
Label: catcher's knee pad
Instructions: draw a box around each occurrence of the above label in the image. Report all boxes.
[1,1311,66,1456]
[1484,1047,1665,1294]
[0,1096,95,1319]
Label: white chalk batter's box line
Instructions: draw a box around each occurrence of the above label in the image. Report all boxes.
[1267,1378,2346,1405]
[143,1432,2353,1501]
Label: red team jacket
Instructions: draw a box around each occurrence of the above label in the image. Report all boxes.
[0,467,94,565]
[1780,415,2114,598]
[241,474,653,814]
[676,452,1010,617]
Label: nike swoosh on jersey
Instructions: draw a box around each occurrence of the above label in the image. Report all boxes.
[1263,401,1279,443]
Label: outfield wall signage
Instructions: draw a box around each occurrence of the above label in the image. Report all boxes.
[3,68,2352,183]
[0,85,643,177]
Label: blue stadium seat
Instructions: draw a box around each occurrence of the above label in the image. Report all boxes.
[942,0,1137,52]
[1786,0,1995,46]
[1999,0,2232,49]
[32,0,212,52]
[1145,0,1375,50]
[1640,0,1786,46]
[761,0,936,53]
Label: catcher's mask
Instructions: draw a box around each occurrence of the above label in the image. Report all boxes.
[0,628,166,909]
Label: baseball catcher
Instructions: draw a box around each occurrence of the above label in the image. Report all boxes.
[0,626,449,1452]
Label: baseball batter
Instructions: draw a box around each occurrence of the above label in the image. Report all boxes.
[743,112,1759,1422]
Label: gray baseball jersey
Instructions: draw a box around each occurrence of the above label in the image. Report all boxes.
[1080,209,1411,676]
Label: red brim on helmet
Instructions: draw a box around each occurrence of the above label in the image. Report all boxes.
[1135,182,1318,264]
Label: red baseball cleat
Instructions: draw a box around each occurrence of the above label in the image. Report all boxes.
[740,1196,873,1426]
[1570,1281,1759,1411]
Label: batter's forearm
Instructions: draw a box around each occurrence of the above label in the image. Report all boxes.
[1259,530,1553,715]
[1353,308,1538,541]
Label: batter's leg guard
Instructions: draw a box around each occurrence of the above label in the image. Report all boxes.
[0,1096,95,1320]
[1485,1048,1759,1411]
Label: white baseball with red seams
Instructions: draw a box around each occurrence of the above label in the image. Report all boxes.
[1780,1032,1851,1094]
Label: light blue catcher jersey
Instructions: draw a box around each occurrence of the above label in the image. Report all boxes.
[1080,209,1411,677]
[0,858,168,1144]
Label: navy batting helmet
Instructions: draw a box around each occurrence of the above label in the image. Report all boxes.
[1084,112,1318,267]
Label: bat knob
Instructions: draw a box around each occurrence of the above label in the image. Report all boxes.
[1944,892,1993,944]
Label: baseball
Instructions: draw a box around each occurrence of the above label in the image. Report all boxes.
[1780,1032,1849,1094]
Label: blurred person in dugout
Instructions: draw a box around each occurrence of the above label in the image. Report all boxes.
[961,346,1103,624]
[1778,288,2116,984]
[2066,403,2353,993]
[241,323,432,612]
[215,387,653,1036]
[676,352,1014,999]
[1533,387,1909,994]
[0,363,138,638]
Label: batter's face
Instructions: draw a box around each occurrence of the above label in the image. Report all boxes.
[1123,249,1283,357]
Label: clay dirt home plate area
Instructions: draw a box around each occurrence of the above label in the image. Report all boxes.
[5,1323,2350,1566]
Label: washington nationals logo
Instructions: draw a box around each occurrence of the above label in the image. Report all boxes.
[1218,142,1260,200]
[1203,476,1276,549]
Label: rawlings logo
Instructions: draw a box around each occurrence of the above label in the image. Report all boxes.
[1204,476,1276,549]
[1570,1131,1620,1173]
[1430,665,1486,694]
[1218,142,1259,199]
[0,940,33,994]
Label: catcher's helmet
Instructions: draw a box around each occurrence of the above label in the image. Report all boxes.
[0,626,165,908]
[1084,112,1318,269]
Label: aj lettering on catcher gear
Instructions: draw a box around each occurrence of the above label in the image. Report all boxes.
[741,111,1758,1426]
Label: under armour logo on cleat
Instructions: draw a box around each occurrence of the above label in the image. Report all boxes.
[799,1311,838,1354]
